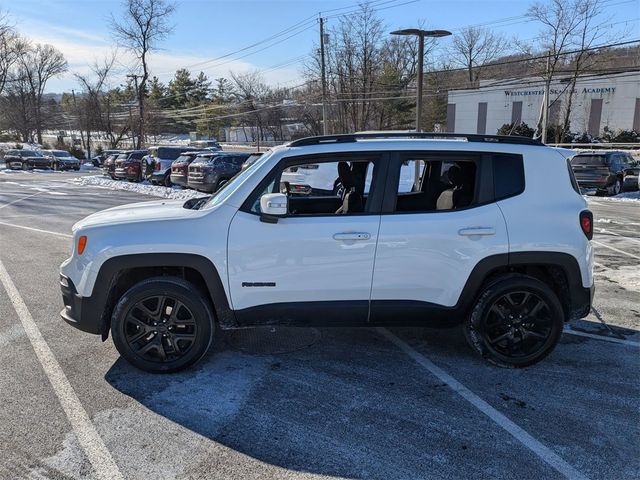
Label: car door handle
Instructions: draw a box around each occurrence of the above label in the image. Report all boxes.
[458,227,496,236]
[333,232,371,241]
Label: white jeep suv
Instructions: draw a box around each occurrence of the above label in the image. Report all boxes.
[60,133,594,373]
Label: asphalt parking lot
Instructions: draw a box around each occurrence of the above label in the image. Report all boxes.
[0,170,638,480]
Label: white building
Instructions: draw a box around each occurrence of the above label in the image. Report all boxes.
[446,71,640,136]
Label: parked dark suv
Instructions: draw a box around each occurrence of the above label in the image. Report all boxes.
[187,152,250,192]
[102,152,123,178]
[4,149,51,170]
[169,151,209,188]
[144,146,202,186]
[113,150,149,182]
[571,151,631,196]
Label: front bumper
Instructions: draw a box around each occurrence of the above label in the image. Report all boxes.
[60,274,104,335]
[150,171,169,184]
[171,173,188,187]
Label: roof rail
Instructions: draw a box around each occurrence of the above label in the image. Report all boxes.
[288,132,544,147]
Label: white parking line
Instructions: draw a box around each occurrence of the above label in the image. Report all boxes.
[0,258,123,480]
[593,240,640,261]
[0,221,72,238]
[377,328,588,480]
[595,228,640,245]
[0,192,43,210]
[563,327,640,347]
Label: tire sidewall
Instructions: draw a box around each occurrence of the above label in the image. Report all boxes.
[465,276,564,368]
[111,277,214,373]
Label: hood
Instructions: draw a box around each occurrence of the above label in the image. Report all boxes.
[73,199,202,231]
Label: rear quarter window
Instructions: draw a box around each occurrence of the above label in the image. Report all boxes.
[493,154,524,200]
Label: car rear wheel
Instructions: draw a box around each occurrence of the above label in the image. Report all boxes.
[464,275,564,368]
[164,173,172,187]
[111,277,215,373]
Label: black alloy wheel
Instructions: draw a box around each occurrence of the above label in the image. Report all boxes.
[123,295,198,363]
[465,275,563,368]
[111,277,214,373]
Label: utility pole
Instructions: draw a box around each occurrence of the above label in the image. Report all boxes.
[415,35,425,132]
[127,74,142,148]
[71,89,89,159]
[319,16,328,135]
[541,51,551,144]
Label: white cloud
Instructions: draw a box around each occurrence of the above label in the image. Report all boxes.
[17,23,302,93]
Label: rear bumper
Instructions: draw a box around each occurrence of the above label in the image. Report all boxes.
[60,274,104,335]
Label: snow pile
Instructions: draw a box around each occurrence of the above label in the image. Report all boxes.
[70,175,205,200]
[585,191,640,202]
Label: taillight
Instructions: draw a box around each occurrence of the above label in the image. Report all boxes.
[155,161,161,171]
[580,210,593,240]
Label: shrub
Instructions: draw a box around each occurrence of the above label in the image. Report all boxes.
[496,122,535,137]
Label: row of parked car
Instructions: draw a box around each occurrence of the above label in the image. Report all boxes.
[570,150,639,194]
[4,149,81,170]
[99,145,263,192]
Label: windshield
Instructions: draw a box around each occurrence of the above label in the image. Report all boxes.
[200,150,273,210]
[22,150,41,157]
[571,155,606,166]
[52,151,69,157]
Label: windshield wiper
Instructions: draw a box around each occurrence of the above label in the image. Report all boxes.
[182,196,211,210]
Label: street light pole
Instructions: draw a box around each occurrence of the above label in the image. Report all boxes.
[391,28,451,189]
[390,29,452,133]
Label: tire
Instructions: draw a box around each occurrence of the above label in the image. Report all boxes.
[111,277,215,373]
[464,274,564,368]
[609,178,622,196]
[164,173,172,187]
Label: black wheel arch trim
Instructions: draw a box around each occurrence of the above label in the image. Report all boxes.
[88,253,235,337]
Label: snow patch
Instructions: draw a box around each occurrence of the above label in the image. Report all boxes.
[70,175,205,200]
[585,191,640,202]
[594,265,640,293]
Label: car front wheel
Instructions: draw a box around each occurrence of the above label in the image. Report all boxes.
[464,274,563,368]
[111,277,215,373]
[609,178,622,196]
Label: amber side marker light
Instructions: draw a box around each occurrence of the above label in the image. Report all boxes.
[77,235,87,255]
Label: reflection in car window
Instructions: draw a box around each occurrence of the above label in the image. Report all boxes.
[200,150,273,210]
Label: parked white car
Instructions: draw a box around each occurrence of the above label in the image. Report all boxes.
[60,132,594,373]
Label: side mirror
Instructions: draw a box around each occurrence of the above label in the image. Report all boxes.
[260,193,288,223]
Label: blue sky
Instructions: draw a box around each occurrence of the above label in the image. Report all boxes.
[7,0,639,92]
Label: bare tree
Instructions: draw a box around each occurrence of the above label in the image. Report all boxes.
[111,0,176,148]
[451,27,505,85]
[529,0,613,140]
[558,0,609,140]
[75,53,119,158]
[0,11,28,97]
[17,43,67,144]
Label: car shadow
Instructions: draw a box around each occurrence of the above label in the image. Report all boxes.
[103,319,638,478]
[103,326,491,479]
